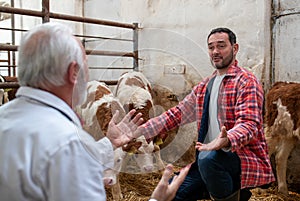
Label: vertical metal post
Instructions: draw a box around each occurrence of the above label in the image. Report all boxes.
[42,0,50,23]
[270,0,278,86]
[7,47,11,76]
[133,23,139,71]
[10,0,15,76]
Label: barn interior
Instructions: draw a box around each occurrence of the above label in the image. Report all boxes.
[0,0,300,200]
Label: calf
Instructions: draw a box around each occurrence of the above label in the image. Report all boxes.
[113,72,166,199]
[151,84,197,167]
[76,80,128,200]
[265,81,300,195]
[0,75,18,106]
[77,79,163,201]
[77,80,125,140]
[2,76,18,101]
[115,71,154,123]
[115,72,165,169]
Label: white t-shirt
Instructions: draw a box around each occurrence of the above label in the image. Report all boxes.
[204,74,225,143]
[0,86,114,201]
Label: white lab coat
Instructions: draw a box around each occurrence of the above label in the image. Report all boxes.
[0,86,114,201]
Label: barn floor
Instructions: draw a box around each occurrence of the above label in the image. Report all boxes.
[105,169,300,201]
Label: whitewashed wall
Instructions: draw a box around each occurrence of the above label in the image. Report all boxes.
[84,0,271,94]
[1,0,271,94]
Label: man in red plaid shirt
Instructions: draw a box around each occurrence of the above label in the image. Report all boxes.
[136,27,275,201]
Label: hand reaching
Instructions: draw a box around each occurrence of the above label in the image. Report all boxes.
[106,109,144,148]
[150,164,191,201]
[195,126,230,151]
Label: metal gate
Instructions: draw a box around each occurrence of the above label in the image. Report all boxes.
[0,0,139,89]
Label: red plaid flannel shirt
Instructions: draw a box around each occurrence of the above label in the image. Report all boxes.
[142,61,275,188]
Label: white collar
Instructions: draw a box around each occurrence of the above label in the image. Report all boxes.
[16,86,82,128]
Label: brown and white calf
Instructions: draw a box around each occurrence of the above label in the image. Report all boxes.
[265,81,300,195]
[77,80,126,140]
[3,76,18,101]
[0,75,18,105]
[114,71,165,170]
[115,71,154,123]
[77,79,163,200]
[151,84,197,167]
[76,80,128,200]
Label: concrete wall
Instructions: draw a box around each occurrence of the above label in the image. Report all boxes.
[84,0,271,94]
[1,0,271,94]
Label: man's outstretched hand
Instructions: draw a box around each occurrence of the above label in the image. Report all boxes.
[106,109,144,148]
[195,126,230,151]
[150,163,191,201]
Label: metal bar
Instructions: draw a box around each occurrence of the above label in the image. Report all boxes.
[86,49,134,57]
[0,28,133,42]
[133,23,139,71]
[49,12,135,29]
[0,27,27,32]
[0,6,45,18]
[0,27,28,31]
[0,82,19,88]
[10,0,15,77]
[42,0,50,23]
[0,66,133,70]
[79,35,133,42]
[89,67,134,70]
[0,6,135,29]
[8,49,12,76]
[0,4,138,77]
[0,44,18,51]
[0,44,135,58]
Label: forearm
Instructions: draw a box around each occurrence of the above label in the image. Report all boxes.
[227,119,261,151]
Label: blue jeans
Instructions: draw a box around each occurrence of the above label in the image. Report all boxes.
[172,150,241,201]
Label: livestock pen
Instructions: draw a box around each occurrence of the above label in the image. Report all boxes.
[0,0,139,91]
[1,1,300,200]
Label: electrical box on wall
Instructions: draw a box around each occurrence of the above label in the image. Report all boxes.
[164,64,186,74]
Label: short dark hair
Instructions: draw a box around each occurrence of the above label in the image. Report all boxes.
[207,27,237,45]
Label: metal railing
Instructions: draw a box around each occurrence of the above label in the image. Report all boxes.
[0,0,139,87]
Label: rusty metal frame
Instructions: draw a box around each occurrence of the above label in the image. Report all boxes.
[0,0,139,82]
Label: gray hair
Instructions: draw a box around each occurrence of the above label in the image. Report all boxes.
[18,22,84,89]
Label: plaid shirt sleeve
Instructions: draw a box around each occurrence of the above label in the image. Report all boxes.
[224,75,264,151]
[141,87,198,140]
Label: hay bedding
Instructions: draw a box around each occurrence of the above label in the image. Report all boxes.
[106,168,300,201]
[105,171,161,201]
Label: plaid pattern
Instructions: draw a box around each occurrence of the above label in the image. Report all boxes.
[142,61,275,188]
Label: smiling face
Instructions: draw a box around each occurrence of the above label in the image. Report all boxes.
[207,32,238,74]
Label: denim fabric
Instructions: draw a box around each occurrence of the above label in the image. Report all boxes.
[172,162,209,201]
[173,150,241,200]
